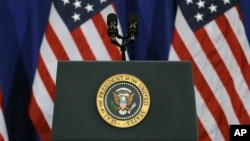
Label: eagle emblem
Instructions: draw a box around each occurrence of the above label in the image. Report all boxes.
[111,87,136,115]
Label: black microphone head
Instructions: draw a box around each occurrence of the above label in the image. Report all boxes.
[107,13,118,26]
[128,13,138,23]
[107,13,118,38]
[128,13,138,38]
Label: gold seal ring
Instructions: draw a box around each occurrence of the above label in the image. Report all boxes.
[96,74,150,128]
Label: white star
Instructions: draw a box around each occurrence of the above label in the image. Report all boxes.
[100,0,107,3]
[223,0,231,4]
[194,12,203,22]
[73,0,82,9]
[61,0,70,5]
[196,0,205,9]
[208,4,217,13]
[72,12,81,22]
[186,0,193,4]
[85,3,94,12]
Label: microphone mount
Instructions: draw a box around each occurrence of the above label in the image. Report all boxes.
[107,13,138,61]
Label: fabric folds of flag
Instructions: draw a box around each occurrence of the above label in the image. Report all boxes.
[28,0,121,140]
[0,86,8,141]
[169,0,250,140]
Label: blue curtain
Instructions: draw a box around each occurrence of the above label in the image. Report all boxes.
[115,0,176,60]
[0,0,51,140]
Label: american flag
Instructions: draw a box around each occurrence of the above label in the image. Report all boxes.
[29,0,122,140]
[169,0,250,140]
[0,86,8,141]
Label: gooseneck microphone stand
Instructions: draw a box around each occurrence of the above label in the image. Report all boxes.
[107,13,138,61]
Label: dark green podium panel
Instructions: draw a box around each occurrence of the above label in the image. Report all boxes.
[52,61,197,141]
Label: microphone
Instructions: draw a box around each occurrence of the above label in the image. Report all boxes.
[127,14,138,41]
[107,13,118,41]
[106,13,139,61]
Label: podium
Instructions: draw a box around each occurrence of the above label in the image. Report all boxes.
[52,61,197,141]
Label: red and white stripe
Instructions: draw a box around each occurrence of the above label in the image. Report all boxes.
[29,3,122,141]
[0,88,8,141]
[169,5,250,141]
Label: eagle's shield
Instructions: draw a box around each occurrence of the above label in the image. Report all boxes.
[119,100,127,110]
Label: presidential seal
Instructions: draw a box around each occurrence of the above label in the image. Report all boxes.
[96,74,150,128]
